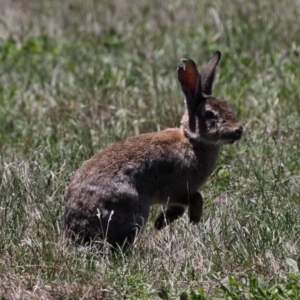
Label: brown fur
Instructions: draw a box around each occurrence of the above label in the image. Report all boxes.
[63,51,243,248]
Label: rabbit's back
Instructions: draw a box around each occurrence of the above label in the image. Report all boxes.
[65,128,218,207]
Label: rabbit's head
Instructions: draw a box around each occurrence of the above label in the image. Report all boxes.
[178,51,243,146]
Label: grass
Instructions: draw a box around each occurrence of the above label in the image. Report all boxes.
[0,0,300,299]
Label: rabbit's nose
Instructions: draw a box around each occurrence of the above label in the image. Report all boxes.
[235,125,244,137]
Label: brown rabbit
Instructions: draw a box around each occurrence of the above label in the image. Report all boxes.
[63,51,243,249]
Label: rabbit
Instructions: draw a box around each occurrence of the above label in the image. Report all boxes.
[63,51,243,249]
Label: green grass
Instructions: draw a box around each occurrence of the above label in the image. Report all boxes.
[0,0,300,299]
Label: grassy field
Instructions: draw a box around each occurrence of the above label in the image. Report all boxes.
[1,0,300,299]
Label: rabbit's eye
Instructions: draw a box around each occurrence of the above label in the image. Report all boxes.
[205,110,217,119]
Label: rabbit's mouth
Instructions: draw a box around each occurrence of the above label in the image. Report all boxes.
[225,134,243,144]
[229,135,242,144]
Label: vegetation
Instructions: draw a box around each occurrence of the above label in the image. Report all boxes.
[0,0,300,299]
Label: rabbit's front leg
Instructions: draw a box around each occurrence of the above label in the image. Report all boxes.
[154,205,185,230]
[188,192,203,224]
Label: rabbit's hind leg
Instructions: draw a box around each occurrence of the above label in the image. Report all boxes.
[104,199,150,248]
[154,205,185,230]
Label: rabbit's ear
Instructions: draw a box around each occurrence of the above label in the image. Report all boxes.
[178,58,203,110]
[202,51,221,95]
